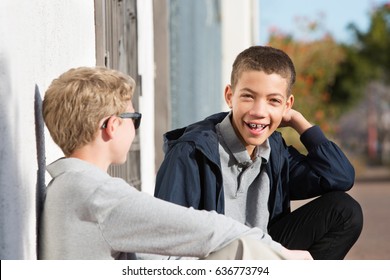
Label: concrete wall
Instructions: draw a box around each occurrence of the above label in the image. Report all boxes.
[0,0,96,259]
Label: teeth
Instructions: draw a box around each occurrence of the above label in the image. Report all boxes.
[249,123,265,129]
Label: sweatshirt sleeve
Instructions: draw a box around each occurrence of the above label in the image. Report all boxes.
[85,178,283,258]
[287,126,355,199]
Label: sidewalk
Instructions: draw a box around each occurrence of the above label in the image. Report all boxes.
[355,165,390,182]
[291,166,390,260]
[345,166,390,260]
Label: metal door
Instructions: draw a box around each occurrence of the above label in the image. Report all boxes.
[95,0,141,189]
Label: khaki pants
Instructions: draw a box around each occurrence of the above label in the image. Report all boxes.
[203,237,284,260]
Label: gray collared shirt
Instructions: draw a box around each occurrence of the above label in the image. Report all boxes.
[216,113,271,232]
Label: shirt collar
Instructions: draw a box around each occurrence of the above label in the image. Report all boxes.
[47,157,110,179]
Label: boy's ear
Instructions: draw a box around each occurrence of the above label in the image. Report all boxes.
[285,94,294,110]
[224,85,234,108]
[102,116,119,139]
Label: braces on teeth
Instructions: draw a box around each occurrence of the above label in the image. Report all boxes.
[249,123,265,129]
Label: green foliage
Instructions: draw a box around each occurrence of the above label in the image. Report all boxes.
[331,3,390,108]
[357,3,390,77]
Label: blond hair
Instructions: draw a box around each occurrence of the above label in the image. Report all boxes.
[43,66,135,156]
[231,46,296,96]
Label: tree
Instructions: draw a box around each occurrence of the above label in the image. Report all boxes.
[267,3,390,160]
[354,3,390,78]
[331,3,390,108]
[332,3,390,165]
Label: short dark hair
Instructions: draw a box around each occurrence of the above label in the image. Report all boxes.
[230,46,296,95]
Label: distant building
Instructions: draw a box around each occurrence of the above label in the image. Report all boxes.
[338,81,390,165]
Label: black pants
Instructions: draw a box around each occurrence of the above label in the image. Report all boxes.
[268,191,363,260]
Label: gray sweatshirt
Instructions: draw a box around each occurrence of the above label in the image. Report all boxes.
[39,158,282,259]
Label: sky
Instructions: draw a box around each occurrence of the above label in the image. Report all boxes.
[259,0,389,44]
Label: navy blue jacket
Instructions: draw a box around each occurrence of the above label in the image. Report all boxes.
[155,112,355,225]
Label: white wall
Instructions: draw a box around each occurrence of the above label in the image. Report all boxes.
[137,0,156,195]
[0,0,96,259]
[221,0,260,110]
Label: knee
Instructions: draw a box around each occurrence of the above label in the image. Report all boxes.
[327,191,363,235]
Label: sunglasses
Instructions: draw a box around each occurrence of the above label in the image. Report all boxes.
[101,112,142,130]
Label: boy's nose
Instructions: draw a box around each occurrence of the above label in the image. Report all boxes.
[250,100,267,117]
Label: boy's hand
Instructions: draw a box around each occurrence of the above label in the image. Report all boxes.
[279,109,313,135]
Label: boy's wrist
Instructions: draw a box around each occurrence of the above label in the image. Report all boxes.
[290,112,312,135]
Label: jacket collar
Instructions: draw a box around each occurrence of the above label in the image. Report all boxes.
[163,112,229,165]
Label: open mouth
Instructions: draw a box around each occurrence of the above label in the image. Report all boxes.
[246,122,268,131]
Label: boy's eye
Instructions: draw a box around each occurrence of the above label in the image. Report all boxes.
[241,93,253,99]
[270,98,282,104]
